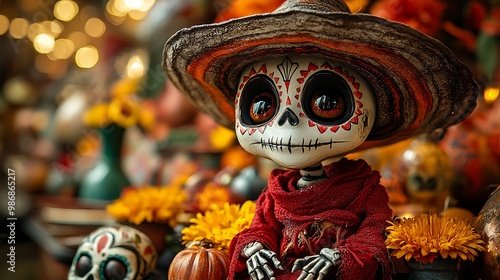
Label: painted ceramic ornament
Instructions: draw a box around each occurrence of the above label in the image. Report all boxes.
[393,135,452,215]
[473,185,500,280]
[163,0,479,279]
[68,225,157,280]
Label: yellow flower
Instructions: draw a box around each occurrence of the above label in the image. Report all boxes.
[138,109,155,131]
[209,126,236,151]
[106,184,188,227]
[107,97,139,128]
[385,213,485,264]
[111,78,141,99]
[84,103,110,127]
[195,183,232,212]
[181,201,256,251]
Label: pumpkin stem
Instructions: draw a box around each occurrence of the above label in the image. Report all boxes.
[186,238,214,249]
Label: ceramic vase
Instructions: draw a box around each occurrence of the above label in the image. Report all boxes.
[407,258,463,280]
[79,124,130,201]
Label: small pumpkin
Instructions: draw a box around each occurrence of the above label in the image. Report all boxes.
[168,240,229,280]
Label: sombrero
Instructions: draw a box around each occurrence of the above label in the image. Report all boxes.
[163,0,479,149]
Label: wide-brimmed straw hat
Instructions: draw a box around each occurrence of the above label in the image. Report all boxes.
[163,0,479,149]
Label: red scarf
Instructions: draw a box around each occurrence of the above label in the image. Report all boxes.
[228,158,393,280]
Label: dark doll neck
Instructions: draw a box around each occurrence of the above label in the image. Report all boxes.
[296,164,327,189]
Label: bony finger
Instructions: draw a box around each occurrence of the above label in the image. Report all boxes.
[272,256,285,270]
[297,270,309,280]
[302,257,320,272]
[248,269,258,280]
[305,273,317,280]
[316,261,333,280]
[261,263,275,278]
[254,266,265,280]
[291,259,305,273]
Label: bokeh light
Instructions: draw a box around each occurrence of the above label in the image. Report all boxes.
[51,39,75,60]
[128,10,147,21]
[33,33,55,54]
[126,55,146,79]
[54,0,79,22]
[484,86,500,103]
[27,22,43,41]
[75,46,99,68]
[84,18,106,37]
[0,15,9,35]
[9,18,29,39]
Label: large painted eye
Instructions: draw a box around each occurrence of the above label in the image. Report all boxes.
[302,71,353,125]
[102,258,128,280]
[75,253,93,277]
[310,88,346,119]
[239,75,278,126]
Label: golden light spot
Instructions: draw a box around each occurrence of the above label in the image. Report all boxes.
[137,0,156,12]
[54,0,79,22]
[84,17,106,37]
[50,20,63,34]
[128,9,147,21]
[126,55,146,79]
[9,18,29,39]
[75,46,99,68]
[51,38,75,60]
[484,86,500,103]
[107,0,127,17]
[0,15,9,35]
[27,23,43,41]
[33,33,55,54]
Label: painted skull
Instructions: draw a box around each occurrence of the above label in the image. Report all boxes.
[235,55,376,169]
[68,225,157,280]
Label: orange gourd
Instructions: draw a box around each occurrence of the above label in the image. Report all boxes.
[168,244,229,280]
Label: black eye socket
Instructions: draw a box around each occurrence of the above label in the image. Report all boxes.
[103,258,128,280]
[75,253,93,277]
[239,75,278,126]
[302,71,354,125]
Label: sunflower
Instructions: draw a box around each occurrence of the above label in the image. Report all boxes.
[181,201,256,251]
[107,96,139,128]
[385,213,485,264]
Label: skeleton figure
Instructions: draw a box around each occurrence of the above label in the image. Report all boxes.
[162,0,479,279]
[68,226,157,280]
[231,56,388,279]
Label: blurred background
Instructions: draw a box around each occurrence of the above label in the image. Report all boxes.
[0,0,499,279]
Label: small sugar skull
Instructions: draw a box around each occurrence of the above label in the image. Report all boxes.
[68,225,157,280]
[235,55,376,169]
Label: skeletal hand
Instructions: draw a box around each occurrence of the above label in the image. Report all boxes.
[291,248,342,280]
[242,242,284,280]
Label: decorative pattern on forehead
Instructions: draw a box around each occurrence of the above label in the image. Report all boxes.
[235,63,279,136]
[92,231,115,254]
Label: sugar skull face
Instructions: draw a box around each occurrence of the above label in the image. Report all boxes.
[235,55,376,169]
[68,225,157,280]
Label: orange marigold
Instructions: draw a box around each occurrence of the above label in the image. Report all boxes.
[385,213,485,264]
[106,184,188,227]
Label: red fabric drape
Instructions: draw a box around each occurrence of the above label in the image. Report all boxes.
[228,158,393,280]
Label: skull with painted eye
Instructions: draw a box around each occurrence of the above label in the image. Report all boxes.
[68,225,157,280]
[235,55,376,169]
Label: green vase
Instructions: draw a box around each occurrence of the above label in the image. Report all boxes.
[79,124,130,201]
[408,258,464,280]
